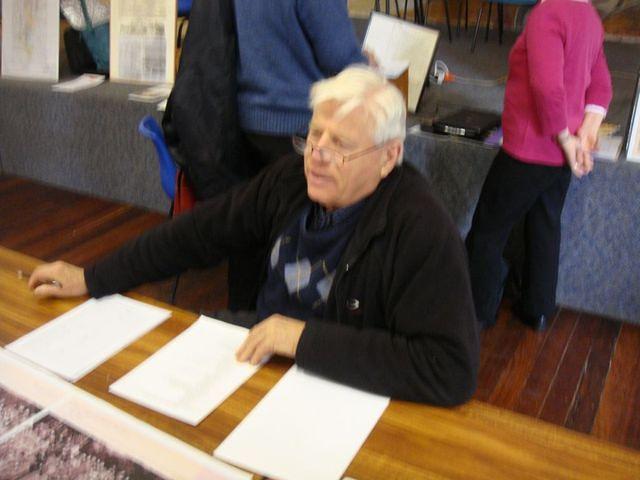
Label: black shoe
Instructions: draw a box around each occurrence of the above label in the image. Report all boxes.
[512,302,548,331]
[519,313,547,331]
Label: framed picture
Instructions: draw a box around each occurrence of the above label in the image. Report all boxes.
[1,0,59,81]
[625,70,640,163]
[363,12,440,113]
[110,0,176,84]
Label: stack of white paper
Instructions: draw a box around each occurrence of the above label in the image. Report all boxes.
[128,83,173,103]
[214,366,390,480]
[109,316,259,425]
[52,74,105,92]
[7,295,171,381]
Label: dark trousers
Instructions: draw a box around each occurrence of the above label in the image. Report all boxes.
[466,149,572,326]
[243,132,296,169]
[227,131,295,311]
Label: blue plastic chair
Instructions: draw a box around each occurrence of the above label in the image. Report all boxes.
[138,115,177,200]
[138,114,183,303]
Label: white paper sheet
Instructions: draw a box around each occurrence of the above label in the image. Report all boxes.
[1,0,59,81]
[7,295,171,382]
[214,366,390,480]
[128,83,173,102]
[109,316,259,426]
[363,12,439,112]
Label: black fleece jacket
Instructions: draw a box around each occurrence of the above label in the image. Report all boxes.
[85,155,479,405]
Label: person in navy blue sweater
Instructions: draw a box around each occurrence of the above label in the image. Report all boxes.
[233,0,367,166]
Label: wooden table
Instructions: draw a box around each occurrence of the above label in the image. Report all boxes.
[1,246,638,479]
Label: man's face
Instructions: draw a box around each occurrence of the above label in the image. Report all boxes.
[304,100,398,211]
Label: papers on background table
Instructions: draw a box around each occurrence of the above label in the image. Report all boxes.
[6,295,170,382]
[52,74,106,92]
[215,366,390,480]
[1,0,59,81]
[128,83,173,103]
[363,11,439,113]
[109,316,259,426]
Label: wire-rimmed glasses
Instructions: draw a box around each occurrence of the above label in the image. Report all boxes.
[292,135,386,166]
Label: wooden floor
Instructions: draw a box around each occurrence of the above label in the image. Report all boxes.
[2,174,639,452]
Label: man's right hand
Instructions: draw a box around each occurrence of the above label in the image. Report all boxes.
[28,261,88,298]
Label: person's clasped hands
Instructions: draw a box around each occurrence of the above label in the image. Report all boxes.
[557,130,591,178]
[558,111,606,178]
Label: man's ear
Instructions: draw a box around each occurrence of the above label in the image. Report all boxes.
[381,140,402,178]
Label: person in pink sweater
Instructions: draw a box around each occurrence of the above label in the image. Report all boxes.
[466,0,612,330]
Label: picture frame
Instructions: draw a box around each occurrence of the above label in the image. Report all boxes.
[1,0,59,81]
[625,70,640,163]
[363,12,440,114]
[110,0,176,84]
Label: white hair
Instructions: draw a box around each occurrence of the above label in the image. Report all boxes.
[309,65,406,164]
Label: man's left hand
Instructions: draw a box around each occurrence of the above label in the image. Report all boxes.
[236,314,306,365]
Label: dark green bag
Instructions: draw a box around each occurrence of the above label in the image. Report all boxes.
[79,0,109,73]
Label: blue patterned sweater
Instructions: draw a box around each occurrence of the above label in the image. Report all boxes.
[257,200,366,320]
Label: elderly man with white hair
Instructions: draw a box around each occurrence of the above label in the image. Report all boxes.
[29,66,479,405]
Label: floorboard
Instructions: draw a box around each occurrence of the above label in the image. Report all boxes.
[512,310,579,418]
[538,314,602,425]
[593,323,640,449]
[564,316,620,434]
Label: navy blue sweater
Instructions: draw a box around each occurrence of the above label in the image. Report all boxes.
[233,0,366,135]
[257,200,366,321]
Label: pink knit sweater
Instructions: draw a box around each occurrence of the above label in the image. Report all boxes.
[501,0,612,166]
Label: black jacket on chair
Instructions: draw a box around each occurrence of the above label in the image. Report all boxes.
[162,0,251,200]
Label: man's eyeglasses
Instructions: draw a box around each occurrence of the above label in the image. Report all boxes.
[292,136,386,166]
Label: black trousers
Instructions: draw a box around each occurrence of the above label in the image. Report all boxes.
[227,131,295,311]
[466,149,572,326]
